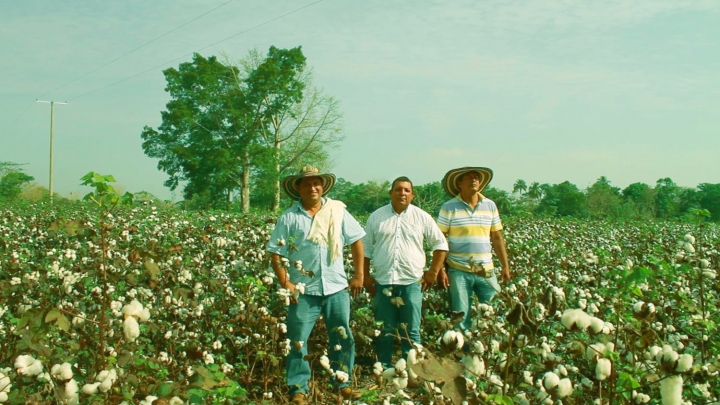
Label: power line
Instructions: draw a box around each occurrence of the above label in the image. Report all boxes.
[37,0,235,99]
[68,0,324,101]
[2,99,36,136]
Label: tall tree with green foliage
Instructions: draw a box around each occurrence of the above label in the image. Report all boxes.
[654,177,680,219]
[697,183,720,221]
[585,176,623,219]
[241,46,343,211]
[512,179,527,196]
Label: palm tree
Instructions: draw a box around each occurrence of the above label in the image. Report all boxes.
[512,179,527,196]
[527,182,542,200]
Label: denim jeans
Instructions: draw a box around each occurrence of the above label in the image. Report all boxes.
[448,268,501,331]
[373,282,422,368]
[286,290,355,395]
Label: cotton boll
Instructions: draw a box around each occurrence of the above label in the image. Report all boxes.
[589,317,605,334]
[395,358,407,373]
[123,316,140,342]
[595,358,612,381]
[586,343,605,362]
[543,372,560,390]
[82,383,100,395]
[382,368,396,380]
[461,355,485,376]
[557,378,573,398]
[334,370,349,383]
[51,363,73,381]
[660,375,683,405]
[137,308,151,322]
[675,354,693,372]
[373,362,384,376]
[319,355,330,370]
[122,300,143,318]
[393,377,408,389]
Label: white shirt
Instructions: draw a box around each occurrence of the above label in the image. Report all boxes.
[363,204,448,285]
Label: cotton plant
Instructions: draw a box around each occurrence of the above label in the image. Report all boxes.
[0,369,11,403]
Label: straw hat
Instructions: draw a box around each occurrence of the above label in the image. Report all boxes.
[282,165,336,200]
[442,167,493,196]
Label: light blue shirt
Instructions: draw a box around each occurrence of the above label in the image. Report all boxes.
[266,199,365,296]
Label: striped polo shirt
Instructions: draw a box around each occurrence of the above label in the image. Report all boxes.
[436,194,503,272]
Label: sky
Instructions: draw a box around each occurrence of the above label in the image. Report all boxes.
[1,0,719,201]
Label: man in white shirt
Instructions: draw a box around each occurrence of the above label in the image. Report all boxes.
[363,176,448,367]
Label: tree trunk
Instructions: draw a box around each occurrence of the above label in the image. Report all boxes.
[241,151,250,213]
[272,140,281,211]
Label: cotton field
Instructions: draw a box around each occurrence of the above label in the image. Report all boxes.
[0,203,718,404]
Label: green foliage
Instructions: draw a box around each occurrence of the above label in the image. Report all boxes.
[81,172,134,208]
[0,162,34,202]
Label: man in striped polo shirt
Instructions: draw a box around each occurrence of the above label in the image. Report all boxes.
[363,176,448,367]
[436,167,511,331]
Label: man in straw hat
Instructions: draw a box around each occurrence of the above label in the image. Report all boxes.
[436,166,511,331]
[266,165,365,404]
[362,176,448,369]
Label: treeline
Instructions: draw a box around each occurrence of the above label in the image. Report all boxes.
[327,176,720,222]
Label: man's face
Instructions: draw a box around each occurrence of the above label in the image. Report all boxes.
[457,171,481,194]
[389,181,414,211]
[297,177,324,204]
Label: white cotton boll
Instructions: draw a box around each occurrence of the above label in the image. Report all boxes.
[461,355,485,376]
[82,382,100,395]
[699,259,710,268]
[684,242,695,253]
[373,362,384,376]
[335,370,349,383]
[589,317,605,334]
[683,234,695,244]
[595,358,612,381]
[393,377,408,389]
[646,346,662,360]
[660,375,683,405]
[543,372,560,390]
[294,260,302,270]
[586,343,605,362]
[515,392,530,405]
[523,371,533,384]
[137,308,151,322]
[472,341,485,354]
[440,330,464,351]
[122,300,143,318]
[63,379,79,398]
[123,316,140,342]
[633,301,645,313]
[168,397,184,405]
[334,344,342,351]
[140,396,159,405]
[557,378,573,398]
[382,368,396,380]
[0,392,8,403]
[319,355,331,370]
[675,354,693,372]
[657,345,679,366]
[382,287,392,296]
[395,358,407,373]
[51,363,73,381]
[581,378,593,389]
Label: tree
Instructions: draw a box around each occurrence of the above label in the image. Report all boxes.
[585,176,623,219]
[141,47,342,212]
[527,182,543,200]
[241,47,344,210]
[654,178,680,219]
[536,181,587,217]
[413,181,445,216]
[0,162,34,202]
[512,179,527,196]
[697,183,720,221]
[622,182,655,219]
[141,53,253,209]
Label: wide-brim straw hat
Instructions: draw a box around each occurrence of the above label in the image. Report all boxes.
[282,165,336,200]
[442,167,493,196]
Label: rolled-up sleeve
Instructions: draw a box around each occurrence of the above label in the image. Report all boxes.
[424,213,448,252]
[342,209,365,245]
[266,215,290,257]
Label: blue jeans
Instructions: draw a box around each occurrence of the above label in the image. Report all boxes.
[373,282,422,368]
[286,290,355,395]
[448,268,501,331]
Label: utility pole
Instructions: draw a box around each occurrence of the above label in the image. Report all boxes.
[36,99,68,205]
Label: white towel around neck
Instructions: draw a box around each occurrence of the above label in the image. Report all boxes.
[306,198,345,263]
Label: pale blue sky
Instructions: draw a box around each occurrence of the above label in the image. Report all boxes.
[1,0,718,200]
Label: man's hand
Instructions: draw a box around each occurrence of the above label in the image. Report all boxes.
[347,275,364,298]
[501,267,511,284]
[364,276,377,297]
[420,271,438,292]
[436,269,449,290]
